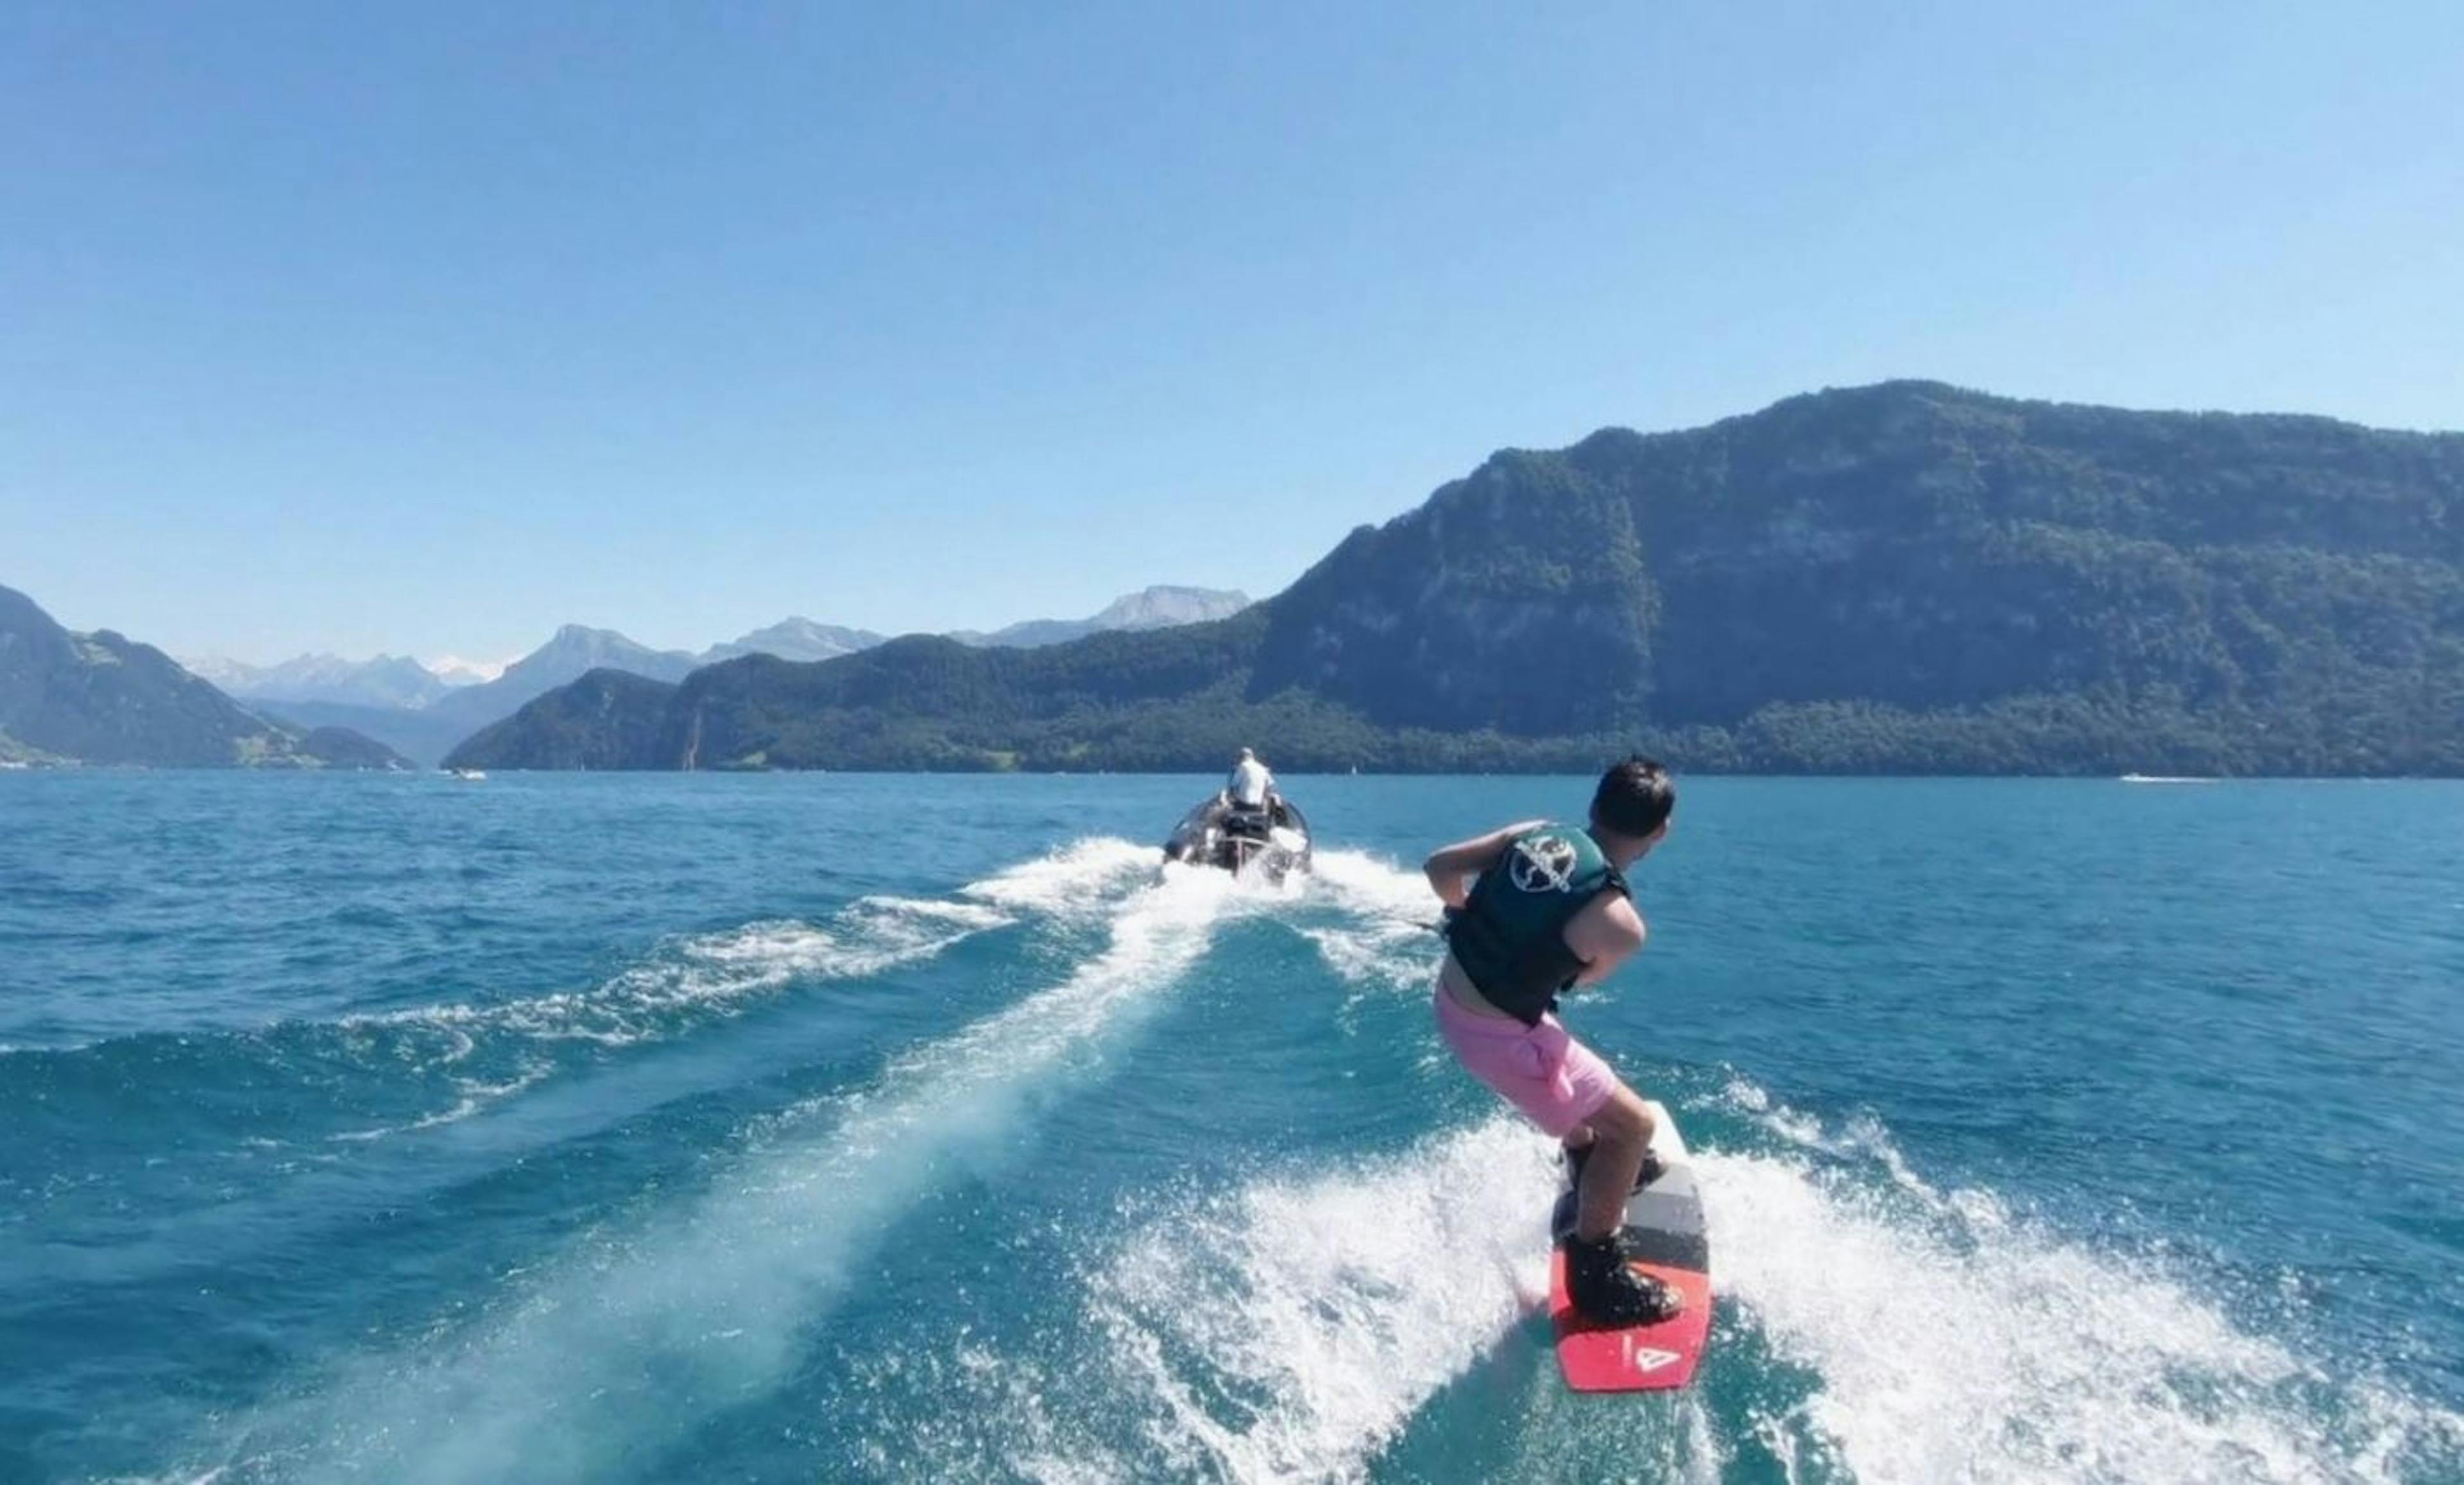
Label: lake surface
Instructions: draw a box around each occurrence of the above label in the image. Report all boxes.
[3,772,2459,1482]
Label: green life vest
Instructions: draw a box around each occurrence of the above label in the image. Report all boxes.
[1444,823,1627,1026]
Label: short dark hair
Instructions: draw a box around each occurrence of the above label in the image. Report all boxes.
[1591,755,1674,839]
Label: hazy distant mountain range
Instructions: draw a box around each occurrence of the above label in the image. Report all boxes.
[184,651,472,710]
[232,626,712,767]
[700,617,886,665]
[189,588,1248,708]
[155,587,1253,766]
[948,585,1253,648]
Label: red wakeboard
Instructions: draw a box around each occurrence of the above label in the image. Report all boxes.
[1548,1099,1713,1392]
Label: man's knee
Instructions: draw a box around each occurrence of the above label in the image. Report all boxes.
[1596,1088,1656,1142]
[1587,1086,1657,1145]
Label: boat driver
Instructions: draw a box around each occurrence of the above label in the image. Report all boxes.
[1224,746,1276,821]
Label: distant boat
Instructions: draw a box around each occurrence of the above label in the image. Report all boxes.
[1162,791,1313,883]
[2119,773,2216,784]
[449,767,486,781]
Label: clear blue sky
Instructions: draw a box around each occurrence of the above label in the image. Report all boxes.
[4,1,2458,665]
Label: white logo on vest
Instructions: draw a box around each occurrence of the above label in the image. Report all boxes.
[1508,834,1580,893]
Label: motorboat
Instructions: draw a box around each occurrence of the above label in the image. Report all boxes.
[1163,791,1312,882]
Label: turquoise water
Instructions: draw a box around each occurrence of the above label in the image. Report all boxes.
[2,773,2460,1482]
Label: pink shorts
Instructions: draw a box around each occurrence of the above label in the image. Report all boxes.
[1432,979,1619,1138]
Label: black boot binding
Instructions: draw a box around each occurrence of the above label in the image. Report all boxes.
[1562,1228,1686,1326]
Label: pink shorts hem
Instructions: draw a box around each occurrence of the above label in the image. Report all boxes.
[1431,980,1618,1138]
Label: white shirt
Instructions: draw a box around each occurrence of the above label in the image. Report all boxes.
[1228,757,1272,807]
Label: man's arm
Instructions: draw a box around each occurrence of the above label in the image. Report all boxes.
[1422,819,1546,909]
[1562,895,1647,988]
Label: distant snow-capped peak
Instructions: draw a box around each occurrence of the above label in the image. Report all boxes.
[424,655,511,685]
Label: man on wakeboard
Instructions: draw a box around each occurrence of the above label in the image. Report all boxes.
[1423,755,1682,1325]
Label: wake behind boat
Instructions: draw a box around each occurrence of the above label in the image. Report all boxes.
[1162,790,1312,882]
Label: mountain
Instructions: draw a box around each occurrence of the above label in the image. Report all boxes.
[0,585,409,768]
[443,667,696,771]
[449,382,2464,777]
[950,586,1251,648]
[181,651,459,710]
[427,626,703,728]
[701,617,885,665]
[1249,382,2463,752]
[233,626,699,769]
[208,590,1249,765]
[699,588,1247,660]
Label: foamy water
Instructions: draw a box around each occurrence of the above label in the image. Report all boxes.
[1704,1090,2464,1484]
[1090,1120,1560,1482]
[868,1093,2462,1484]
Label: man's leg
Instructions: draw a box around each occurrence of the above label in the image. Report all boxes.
[1571,1085,1657,1241]
[1431,989,1680,1322]
[1559,1082,1683,1323]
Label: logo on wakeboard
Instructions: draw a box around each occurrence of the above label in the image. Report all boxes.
[1621,1337,1681,1373]
[1509,835,1580,893]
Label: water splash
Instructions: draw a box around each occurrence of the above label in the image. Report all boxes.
[1088,1119,1555,1482]
[1296,849,1444,997]
[287,843,1150,1135]
[346,897,1008,1050]
[199,857,1236,1483]
[961,837,1161,918]
[894,1117,1727,1484]
[1708,1081,2464,1483]
[898,1084,2464,1484]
